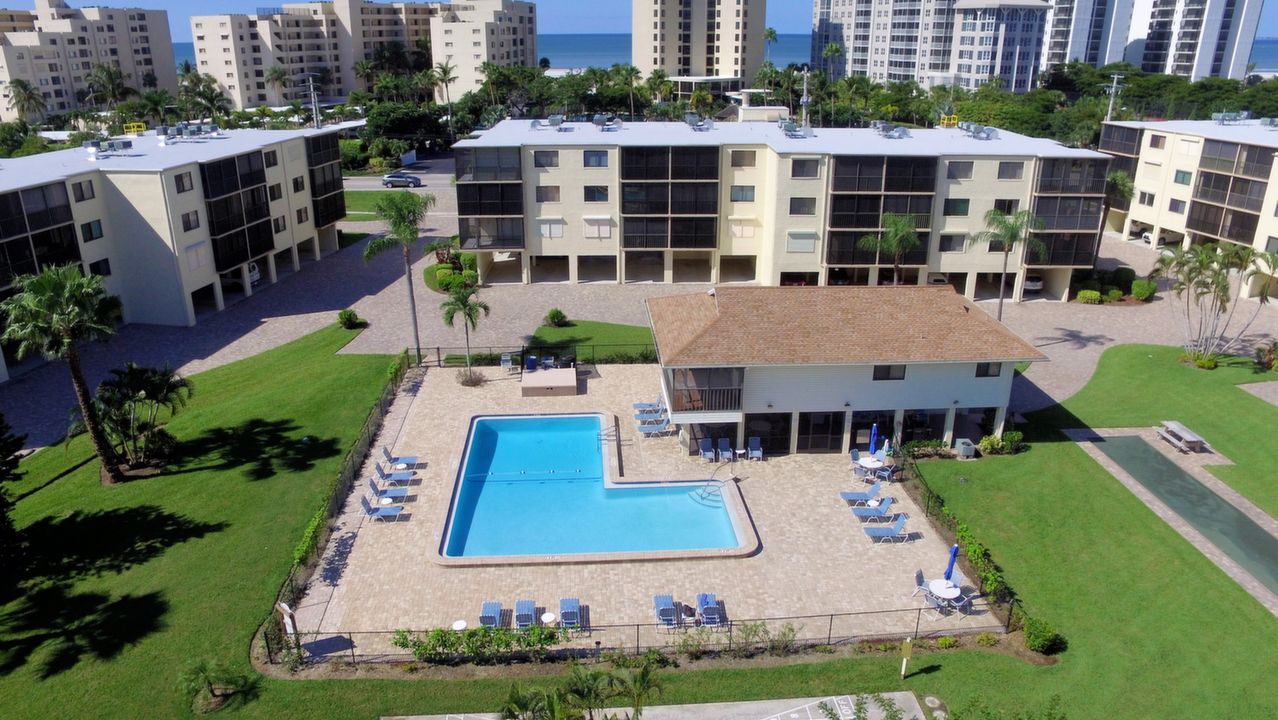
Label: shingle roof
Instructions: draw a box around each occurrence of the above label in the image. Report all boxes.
[645,286,1048,367]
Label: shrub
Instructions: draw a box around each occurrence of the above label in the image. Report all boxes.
[1190,354,1218,370]
[936,636,960,650]
[975,632,999,647]
[456,368,486,386]
[1001,430,1025,455]
[292,509,326,566]
[1103,286,1123,303]
[544,307,568,327]
[764,622,800,657]
[901,439,950,459]
[436,266,454,284]
[1131,278,1157,302]
[1256,342,1278,372]
[1111,266,1136,293]
[1022,616,1066,654]
[675,627,714,659]
[1076,289,1102,304]
[728,620,765,658]
[460,252,478,272]
[337,308,361,329]
[339,138,370,170]
[461,269,479,287]
[1093,268,1113,287]
[978,434,1004,456]
[1077,279,1102,294]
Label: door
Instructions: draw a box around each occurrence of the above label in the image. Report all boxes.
[797,411,846,453]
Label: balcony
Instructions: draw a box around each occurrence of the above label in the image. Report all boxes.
[671,386,742,413]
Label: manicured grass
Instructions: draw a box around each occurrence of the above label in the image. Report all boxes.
[343,190,384,217]
[337,231,369,249]
[0,326,391,719]
[532,320,655,348]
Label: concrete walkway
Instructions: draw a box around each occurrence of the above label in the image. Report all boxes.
[390,692,927,720]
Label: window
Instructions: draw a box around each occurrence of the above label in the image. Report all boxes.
[872,364,906,381]
[296,206,309,224]
[583,218,611,239]
[72,179,94,202]
[80,219,103,242]
[535,186,560,203]
[538,219,563,238]
[273,216,286,233]
[730,185,754,202]
[1169,198,1186,214]
[943,198,970,216]
[730,149,756,167]
[175,171,194,193]
[730,220,756,239]
[789,197,816,216]
[994,199,1019,214]
[584,185,608,202]
[1174,170,1192,185]
[268,183,282,201]
[181,210,199,231]
[263,149,278,167]
[975,362,1002,377]
[946,161,973,179]
[997,161,1023,180]
[1138,191,1154,206]
[583,150,607,167]
[88,258,111,276]
[1149,134,1166,149]
[939,234,965,252]
[791,158,819,178]
[786,230,817,253]
[533,150,559,168]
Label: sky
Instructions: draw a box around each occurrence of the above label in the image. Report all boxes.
[44,0,1278,44]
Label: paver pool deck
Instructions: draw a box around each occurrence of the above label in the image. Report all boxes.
[294,365,994,658]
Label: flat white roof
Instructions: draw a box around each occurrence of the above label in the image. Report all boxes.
[0,121,364,193]
[456,119,1106,158]
[1108,119,1278,149]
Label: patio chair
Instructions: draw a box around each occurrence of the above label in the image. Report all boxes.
[633,398,663,410]
[697,592,723,627]
[850,448,861,463]
[862,514,909,544]
[874,448,888,462]
[654,594,679,630]
[947,592,973,619]
[698,438,717,462]
[368,478,409,501]
[360,495,404,522]
[717,437,733,463]
[480,601,502,629]
[635,409,667,423]
[853,463,870,481]
[875,465,902,483]
[839,482,881,506]
[373,462,414,485]
[638,419,671,437]
[500,353,516,374]
[541,355,556,371]
[911,569,929,597]
[514,599,536,629]
[950,570,980,606]
[923,592,950,621]
[747,436,763,461]
[381,445,419,468]
[851,497,895,521]
[559,598,582,630]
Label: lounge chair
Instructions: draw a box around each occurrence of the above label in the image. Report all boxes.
[480,601,502,629]
[373,462,414,485]
[381,446,419,468]
[369,478,409,501]
[697,592,723,627]
[862,514,909,543]
[850,496,895,521]
[654,594,678,630]
[360,495,404,522]
[500,353,518,374]
[911,569,929,597]
[717,437,733,463]
[747,436,763,461]
[633,398,663,410]
[698,438,717,462]
[515,599,536,629]
[638,419,671,437]
[559,597,581,629]
[541,356,556,370]
[839,482,881,506]
[635,409,666,423]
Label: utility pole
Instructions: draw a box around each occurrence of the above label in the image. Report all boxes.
[1104,73,1124,122]
[302,73,322,129]
[800,66,812,129]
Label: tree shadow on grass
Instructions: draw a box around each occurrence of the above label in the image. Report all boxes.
[167,418,340,481]
[0,583,168,678]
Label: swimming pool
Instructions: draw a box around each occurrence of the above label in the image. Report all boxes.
[440,414,749,561]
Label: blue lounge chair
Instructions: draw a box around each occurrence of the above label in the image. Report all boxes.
[374,462,414,485]
[717,437,733,463]
[851,497,895,521]
[360,495,404,522]
[839,482,881,506]
[369,478,409,501]
[559,598,581,629]
[515,599,536,629]
[633,398,664,410]
[381,445,419,467]
[697,592,723,627]
[638,419,670,437]
[480,601,502,629]
[699,438,717,461]
[863,514,910,543]
[747,436,763,460]
[654,594,678,629]
[635,409,666,423]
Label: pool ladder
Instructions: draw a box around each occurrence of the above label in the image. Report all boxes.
[690,479,726,507]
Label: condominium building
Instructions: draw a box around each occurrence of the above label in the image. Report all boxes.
[0,123,355,383]
[0,0,177,121]
[1098,118,1278,298]
[1040,0,1133,69]
[1128,0,1262,81]
[632,0,765,82]
[453,118,1110,303]
[192,0,536,110]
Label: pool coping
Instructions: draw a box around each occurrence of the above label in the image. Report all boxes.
[432,412,762,567]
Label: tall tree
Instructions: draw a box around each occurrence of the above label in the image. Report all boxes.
[365,192,435,362]
[84,63,138,108]
[190,84,232,122]
[616,63,641,119]
[763,27,777,63]
[822,42,844,78]
[265,65,290,104]
[858,212,922,285]
[609,661,664,720]
[970,209,1046,321]
[413,67,438,103]
[645,68,669,102]
[563,665,611,720]
[7,79,45,122]
[0,265,124,484]
[435,60,458,139]
[689,88,713,116]
[440,285,490,374]
[139,89,174,125]
[353,59,378,91]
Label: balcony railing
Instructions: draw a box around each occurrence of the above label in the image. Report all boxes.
[671,387,742,413]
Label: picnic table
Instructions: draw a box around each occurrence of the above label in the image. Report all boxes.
[1156,420,1206,453]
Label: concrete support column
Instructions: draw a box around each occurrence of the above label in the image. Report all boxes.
[789,411,800,455]
[993,406,1008,437]
[868,266,881,287]
[710,252,720,284]
[1010,269,1025,303]
[963,273,978,300]
[0,357,9,383]
[840,410,854,454]
[942,407,956,446]
[736,420,745,451]
[663,251,674,283]
[265,253,278,284]
[568,254,579,283]
[893,409,905,447]
[182,294,197,327]
[617,251,627,284]
[290,245,300,272]
[310,238,321,262]
[213,280,225,311]
[1149,224,1164,252]
[520,252,531,284]
[240,265,253,297]
[1120,213,1133,243]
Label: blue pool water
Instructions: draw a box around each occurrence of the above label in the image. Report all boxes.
[443,414,740,558]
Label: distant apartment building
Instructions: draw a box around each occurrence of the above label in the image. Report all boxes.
[452,118,1109,305]
[1099,118,1278,298]
[191,0,536,111]
[811,0,1046,93]
[631,0,765,83]
[0,0,177,121]
[0,124,355,382]
[1040,0,1133,69]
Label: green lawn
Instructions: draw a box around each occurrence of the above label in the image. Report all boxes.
[531,320,654,348]
[338,231,369,249]
[343,190,384,218]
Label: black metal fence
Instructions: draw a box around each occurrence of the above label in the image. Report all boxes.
[424,342,658,368]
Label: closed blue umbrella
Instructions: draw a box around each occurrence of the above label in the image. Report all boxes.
[869,423,878,454]
[944,543,960,581]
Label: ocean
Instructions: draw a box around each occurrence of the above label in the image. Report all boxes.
[173,35,1278,75]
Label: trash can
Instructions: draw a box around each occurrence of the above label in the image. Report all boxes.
[955,438,977,459]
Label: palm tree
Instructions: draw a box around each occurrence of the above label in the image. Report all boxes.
[645,68,669,102]
[763,27,778,63]
[609,661,664,720]
[7,79,45,122]
[1101,170,1134,239]
[436,60,457,138]
[689,88,713,117]
[413,67,438,102]
[858,212,922,285]
[265,65,290,104]
[616,63,641,119]
[822,42,844,78]
[0,265,124,484]
[440,285,490,374]
[84,63,137,108]
[480,61,501,106]
[95,363,193,465]
[191,85,232,122]
[970,209,1046,321]
[499,684,543,720]
[177,59,197,84]
[563,665,611,720]
[365,192,435,362]
[139,89,174,125]
[353,59,378,91]
[411,36,432,71]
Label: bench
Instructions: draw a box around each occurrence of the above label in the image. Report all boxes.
[1157,421,1207,453]
[1154,427,1189,453]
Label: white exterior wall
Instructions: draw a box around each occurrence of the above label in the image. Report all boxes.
[633,0,764,81]
[769,151,827,283]
[741,362,1015,416]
